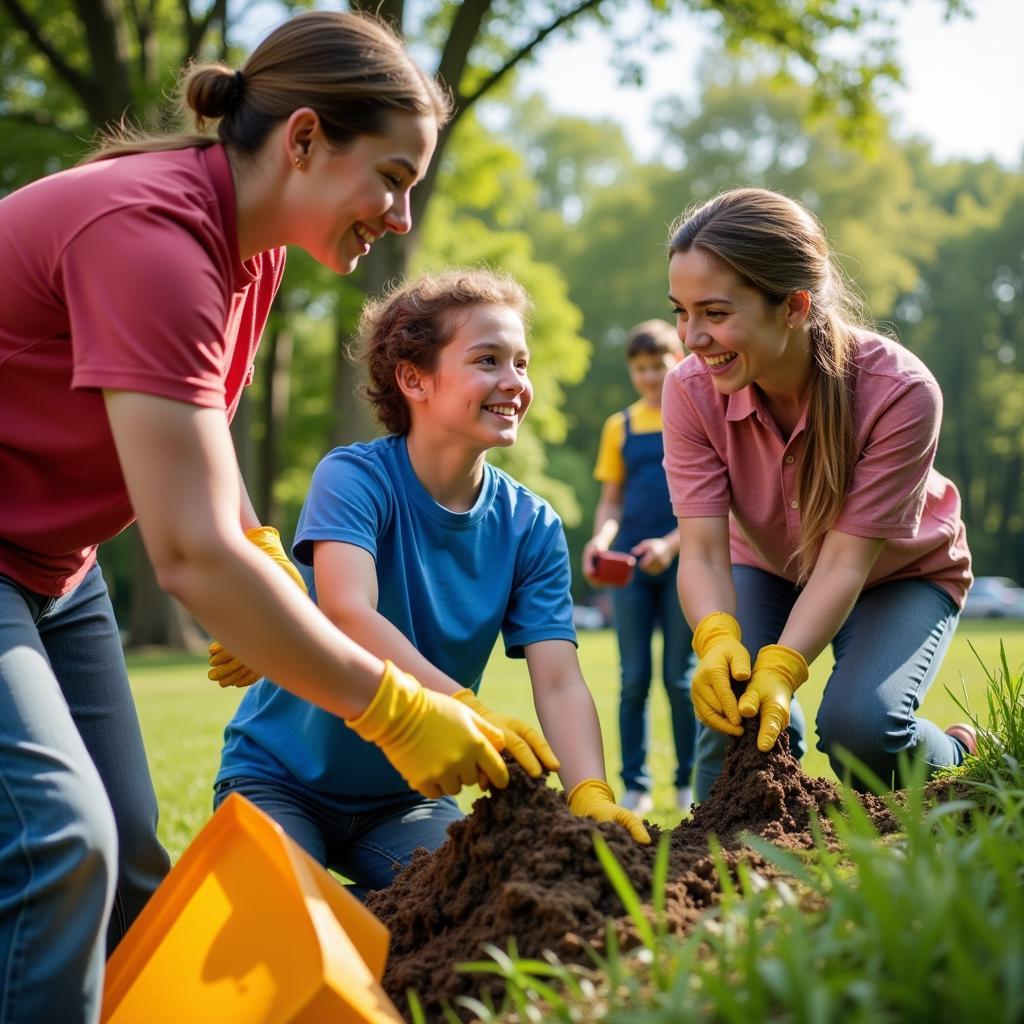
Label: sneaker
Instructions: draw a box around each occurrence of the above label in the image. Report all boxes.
[945,723,978,757]
[676,786,694,811]
[620,789,654,814]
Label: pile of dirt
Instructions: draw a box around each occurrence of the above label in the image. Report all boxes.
[367,720,893,1019]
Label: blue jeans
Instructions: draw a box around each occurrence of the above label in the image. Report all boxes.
[213,775,463,901]
[611,564,698,792]
[694,565,964,801]
[0,565,170,1024]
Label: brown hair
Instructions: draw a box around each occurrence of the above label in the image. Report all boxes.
[626,319,682,360]
[354,269,532,435]
[668,187,864,584]
[83,10,450,163]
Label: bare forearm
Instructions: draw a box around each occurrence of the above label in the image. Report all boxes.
[533,679,607,792]
[777,564,865,662]
[322,603,461,696]
[777,534,883,661]
[237,466,261,532]
[591,497,621,548]
[157,540,382,717]
[660,527,680,557]
[677,554,735,627]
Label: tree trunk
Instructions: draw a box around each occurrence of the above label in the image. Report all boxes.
[257,323,294,524]
[329,235,409,445]
[125,527,206,652]
[232,384,254,488]
[70,0,134,125]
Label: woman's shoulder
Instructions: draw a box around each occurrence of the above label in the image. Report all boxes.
[852,329,937,387]
[47,148,217,219]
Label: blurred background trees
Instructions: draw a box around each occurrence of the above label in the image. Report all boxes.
[2,0,1020,645]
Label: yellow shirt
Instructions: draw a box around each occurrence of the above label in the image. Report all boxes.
[593,400,664,484]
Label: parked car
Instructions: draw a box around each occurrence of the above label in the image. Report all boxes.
[961,576,1024,618]
[572,603,609,630]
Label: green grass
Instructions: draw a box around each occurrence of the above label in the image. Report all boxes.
[129,619,1024,862]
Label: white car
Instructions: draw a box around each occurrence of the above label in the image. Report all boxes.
[572,604,608,630]
[962,576,1024,619]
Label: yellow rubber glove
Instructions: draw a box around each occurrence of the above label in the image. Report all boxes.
[452,690,561,778]
[347,660,509,798]
[691,612,751,737]
[738,644,809,752]
[566,779,651,845]
[207,526,307,688]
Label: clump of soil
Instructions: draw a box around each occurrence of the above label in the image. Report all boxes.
[367,719,896,1019]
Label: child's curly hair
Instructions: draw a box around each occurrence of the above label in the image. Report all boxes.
[353,268,532,435]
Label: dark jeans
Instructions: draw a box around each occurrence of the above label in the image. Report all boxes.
[214,775,463,901]
[610,564,698,792]
[694,565,964,800]
[0,564,169,1024]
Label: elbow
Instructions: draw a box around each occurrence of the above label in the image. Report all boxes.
[317,598,368,634]
[147,528,238,603]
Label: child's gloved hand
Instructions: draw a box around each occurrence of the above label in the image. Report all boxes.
[567,779,651,845]
[738,644,809,751]
[691,612,750,736]
[453,690,560,777]
[207,526,307,688]
[347,661,509,798]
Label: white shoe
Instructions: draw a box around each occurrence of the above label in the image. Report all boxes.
[676,786,694,811]
[621,789,654,814]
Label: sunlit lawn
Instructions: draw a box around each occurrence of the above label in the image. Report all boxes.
[131,619,1024,862]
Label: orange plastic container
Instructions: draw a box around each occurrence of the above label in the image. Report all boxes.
[101,793,402,1024]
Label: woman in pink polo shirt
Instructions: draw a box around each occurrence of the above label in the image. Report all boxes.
[0,12,511,1022]
[661,187,973,802]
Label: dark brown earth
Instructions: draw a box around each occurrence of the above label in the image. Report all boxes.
[367,719,901,1019]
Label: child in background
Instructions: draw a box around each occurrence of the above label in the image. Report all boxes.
[582,321,698,814]
[216,269,649,896]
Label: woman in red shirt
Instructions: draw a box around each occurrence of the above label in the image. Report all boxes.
[661,187,973,802]
[0,12,511,1021]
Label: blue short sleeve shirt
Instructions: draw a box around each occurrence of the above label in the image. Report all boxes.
[218,435,576,806]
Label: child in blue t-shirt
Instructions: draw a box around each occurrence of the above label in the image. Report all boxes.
[582,320,698,815]
[216,269,649,895]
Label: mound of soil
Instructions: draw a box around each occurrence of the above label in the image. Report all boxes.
[367,720,895,1019]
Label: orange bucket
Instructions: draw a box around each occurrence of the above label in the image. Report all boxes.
[101,793,403,1023]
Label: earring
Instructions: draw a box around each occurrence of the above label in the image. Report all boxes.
[293,156,305,170]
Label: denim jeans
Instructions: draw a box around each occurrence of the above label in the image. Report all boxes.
[694,565,964,801]
[0,564,170,1024]
[214,775,463,901]
[610,563,698,792]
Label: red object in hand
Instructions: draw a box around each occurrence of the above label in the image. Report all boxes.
[591,551,637,587]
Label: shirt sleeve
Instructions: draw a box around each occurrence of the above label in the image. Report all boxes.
[662,368,731,517]
[834,377,941,539]
[64,207,235,408]
[502,506,577,658]
[593,413,625,483]
[292,450,392,567]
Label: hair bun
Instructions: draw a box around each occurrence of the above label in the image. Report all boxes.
[184,65,240,121]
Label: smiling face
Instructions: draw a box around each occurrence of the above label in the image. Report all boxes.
[668,247,811,399]
[289,111,437,274]
[416,304,532,452]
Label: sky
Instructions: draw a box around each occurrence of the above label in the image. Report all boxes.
[514,0,1024,167]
